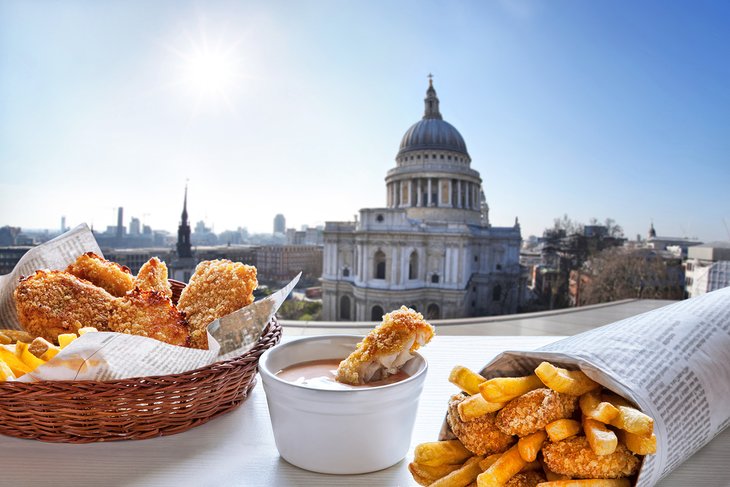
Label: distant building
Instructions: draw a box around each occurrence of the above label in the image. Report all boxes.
[322,79,522,321]
[645,223,702,257]
[257,245,323,283]
[129,217,141,236]
[685,242,730,298]
[0,246,32,274]
[274,214,286,235]
[0,226,21,246]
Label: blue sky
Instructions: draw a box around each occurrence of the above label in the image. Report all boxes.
[1,0,728,241]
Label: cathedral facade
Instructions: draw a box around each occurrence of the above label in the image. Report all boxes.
[321,80,522,321]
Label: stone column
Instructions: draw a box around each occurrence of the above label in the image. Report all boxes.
[416,179,422,207]
[457,180,462,208]
[466,183,471,210]
[427,179,432,206]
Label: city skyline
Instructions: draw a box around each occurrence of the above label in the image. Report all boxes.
[1,1,729,242]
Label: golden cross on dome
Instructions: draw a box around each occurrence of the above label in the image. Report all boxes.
[427,72,434,87]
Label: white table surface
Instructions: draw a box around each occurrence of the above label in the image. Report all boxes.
[2,336,729,487]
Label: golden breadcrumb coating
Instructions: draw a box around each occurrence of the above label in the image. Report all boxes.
[446,394,515,455]
[134,257,172,298]
[14,270,115,342]
[542,436,640,479]
[504,471,546,487]
[335,306,435,385]
[177,259,257,349]
[109,289,189,347]
[66,252,135,297]
[496,388,578,437]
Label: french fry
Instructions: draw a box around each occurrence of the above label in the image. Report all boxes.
[545,419,581,442]
[408,462,463,486]
[0,347,32,377]
[431,455,485,487]
[449,365,487,395]
[0,332,10,345]
[458,393,506,422]
[536,480,630,487]
[415,440,474,467]
[28,337,54,358]
[479,374,544,403]
[618,430,657,455]
[579,391,619,423]
[57,333,78,349]
[476,445,526,487]
[40,346,60,361]
[21,347,46,370]
[478,453,503,471]
[534,362,601,396]
[78,326,98,335]
[583,418,617,456]
[0,358,16,380]
[518,430,547,462]
[602,393,654,437]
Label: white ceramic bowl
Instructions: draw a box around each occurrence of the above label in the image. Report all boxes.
[259,335,428,474]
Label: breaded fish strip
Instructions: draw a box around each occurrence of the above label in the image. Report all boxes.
[177,259,257,349]
[109,289,189,347]
[496,388,578,437]
[134,257,172,298]
[505,471,546,487]
[14,270,115,342]
[336,306,435,385]
[446,394,515,455]
[542,436,640,479]
[66,252,135,297]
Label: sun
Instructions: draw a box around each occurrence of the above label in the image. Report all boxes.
[168,25,244,114]
[182,44,238,99]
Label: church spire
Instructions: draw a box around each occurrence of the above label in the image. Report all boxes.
[181,184,189,224]
[423,73,443,120]
[177,184,192,258]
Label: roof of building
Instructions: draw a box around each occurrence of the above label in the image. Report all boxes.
[397,79,469,158]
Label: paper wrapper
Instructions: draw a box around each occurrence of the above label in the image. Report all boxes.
[0,224,299,381]
[439,286,730,486]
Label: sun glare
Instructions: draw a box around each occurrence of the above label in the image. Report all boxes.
[168,24,244,114]
[182,45,237,99]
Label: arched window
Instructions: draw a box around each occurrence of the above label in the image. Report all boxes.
[374,250,386,279]
[371,305,384,322]
[342,267,350,277]
[431,274,440,284]
[340,296,351,320]
[427,303,440,320]
[492,285,502,302]
[408,251,418,280]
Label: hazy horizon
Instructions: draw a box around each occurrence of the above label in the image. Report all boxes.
[1,1,728,242]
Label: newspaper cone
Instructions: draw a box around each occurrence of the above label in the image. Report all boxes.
[462,287,730,486]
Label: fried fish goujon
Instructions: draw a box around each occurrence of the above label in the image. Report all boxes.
[110,289,189,347]
[336,306,434,385]
[542,436,640,479]
[447,393,515,455]
[134,257,172,298]
[66,252,135,297]
[14,270,115,341]
[177,259,258,349]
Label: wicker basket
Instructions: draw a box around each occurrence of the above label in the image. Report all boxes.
[0,280,282,443]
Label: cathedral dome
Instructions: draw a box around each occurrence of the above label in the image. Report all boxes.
[397,79,469,158]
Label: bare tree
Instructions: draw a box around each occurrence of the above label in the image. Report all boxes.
[580,248,684,305]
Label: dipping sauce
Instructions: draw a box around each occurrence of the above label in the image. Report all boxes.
[276,359,410,390]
